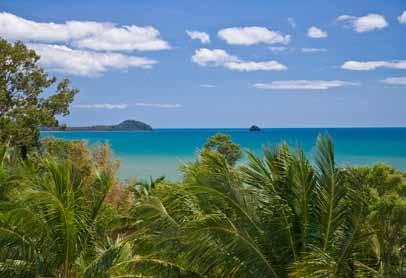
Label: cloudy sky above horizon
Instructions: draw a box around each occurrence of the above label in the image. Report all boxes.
[2,0,406,127]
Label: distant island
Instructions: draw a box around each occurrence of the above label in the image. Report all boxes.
[42,120,153,131]
[249,125,261,132]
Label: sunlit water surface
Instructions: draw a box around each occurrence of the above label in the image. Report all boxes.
[41,128,406,180]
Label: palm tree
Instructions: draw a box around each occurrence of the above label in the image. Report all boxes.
[0,157,115,277]
[0,148,191,277]
[131,135,383,277]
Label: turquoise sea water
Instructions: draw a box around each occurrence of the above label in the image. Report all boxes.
[41,128,406,180]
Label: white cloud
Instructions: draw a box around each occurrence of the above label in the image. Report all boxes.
[29,44,157,76]
[186,30,210,44]
[200,84,216,88]
[337,13,388,33]
[381,77,406,85]
[270,46,288,53]
[398,11,406,24]
[225,61,286,71]
[75,104,128,109]
[135,103,181,108]
[191,48,238,66]
[301,47,327,53]
[288,17,296,28]
[307,26,328,38]
[74,26,170,51]
[191,48,287,71]
[218,26,290,45]
[342,60,406,71]
[0,12,170,51]
[254,80,359,90]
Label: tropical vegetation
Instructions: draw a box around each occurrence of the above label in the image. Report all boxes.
[0,135,405,277]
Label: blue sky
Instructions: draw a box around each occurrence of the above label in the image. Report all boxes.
[1,0,406,127]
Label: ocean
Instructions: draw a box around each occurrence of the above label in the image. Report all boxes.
[41,128,406,180]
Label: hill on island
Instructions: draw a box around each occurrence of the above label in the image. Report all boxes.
[42,120,152,131]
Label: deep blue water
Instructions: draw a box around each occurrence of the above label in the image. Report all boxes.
[41,128,406,180]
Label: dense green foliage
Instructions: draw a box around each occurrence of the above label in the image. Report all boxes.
[0,38,78,155]
[203,133,242,166]
[0,135,405,277]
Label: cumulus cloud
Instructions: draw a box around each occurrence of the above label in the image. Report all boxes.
[135,103,181,108]
[191,48,287,71]
[74,26,170,51]
[218,26,290,45]
[0,12,170,51]
[75,104,128,109]
[381,77,406,85]
[186,30,210,44]
[29,44,157,76]
[342,60,406,71]
[398,11,406,24]
[253,80,359,90]
[301,48,327,53]
[191,48,238,66]
[337,13,388,33]
[307,26,328,38]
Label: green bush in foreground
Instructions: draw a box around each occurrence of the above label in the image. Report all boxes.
[0,136,405,277]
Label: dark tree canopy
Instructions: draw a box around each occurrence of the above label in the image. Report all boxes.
[0,38,78,153]
[203,133,242,166]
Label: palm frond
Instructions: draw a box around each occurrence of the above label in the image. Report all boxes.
[314,135,348,251]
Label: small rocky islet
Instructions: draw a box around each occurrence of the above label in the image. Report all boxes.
[249,125,261,132]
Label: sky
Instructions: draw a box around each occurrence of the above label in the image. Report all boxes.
[1,0,406,128]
